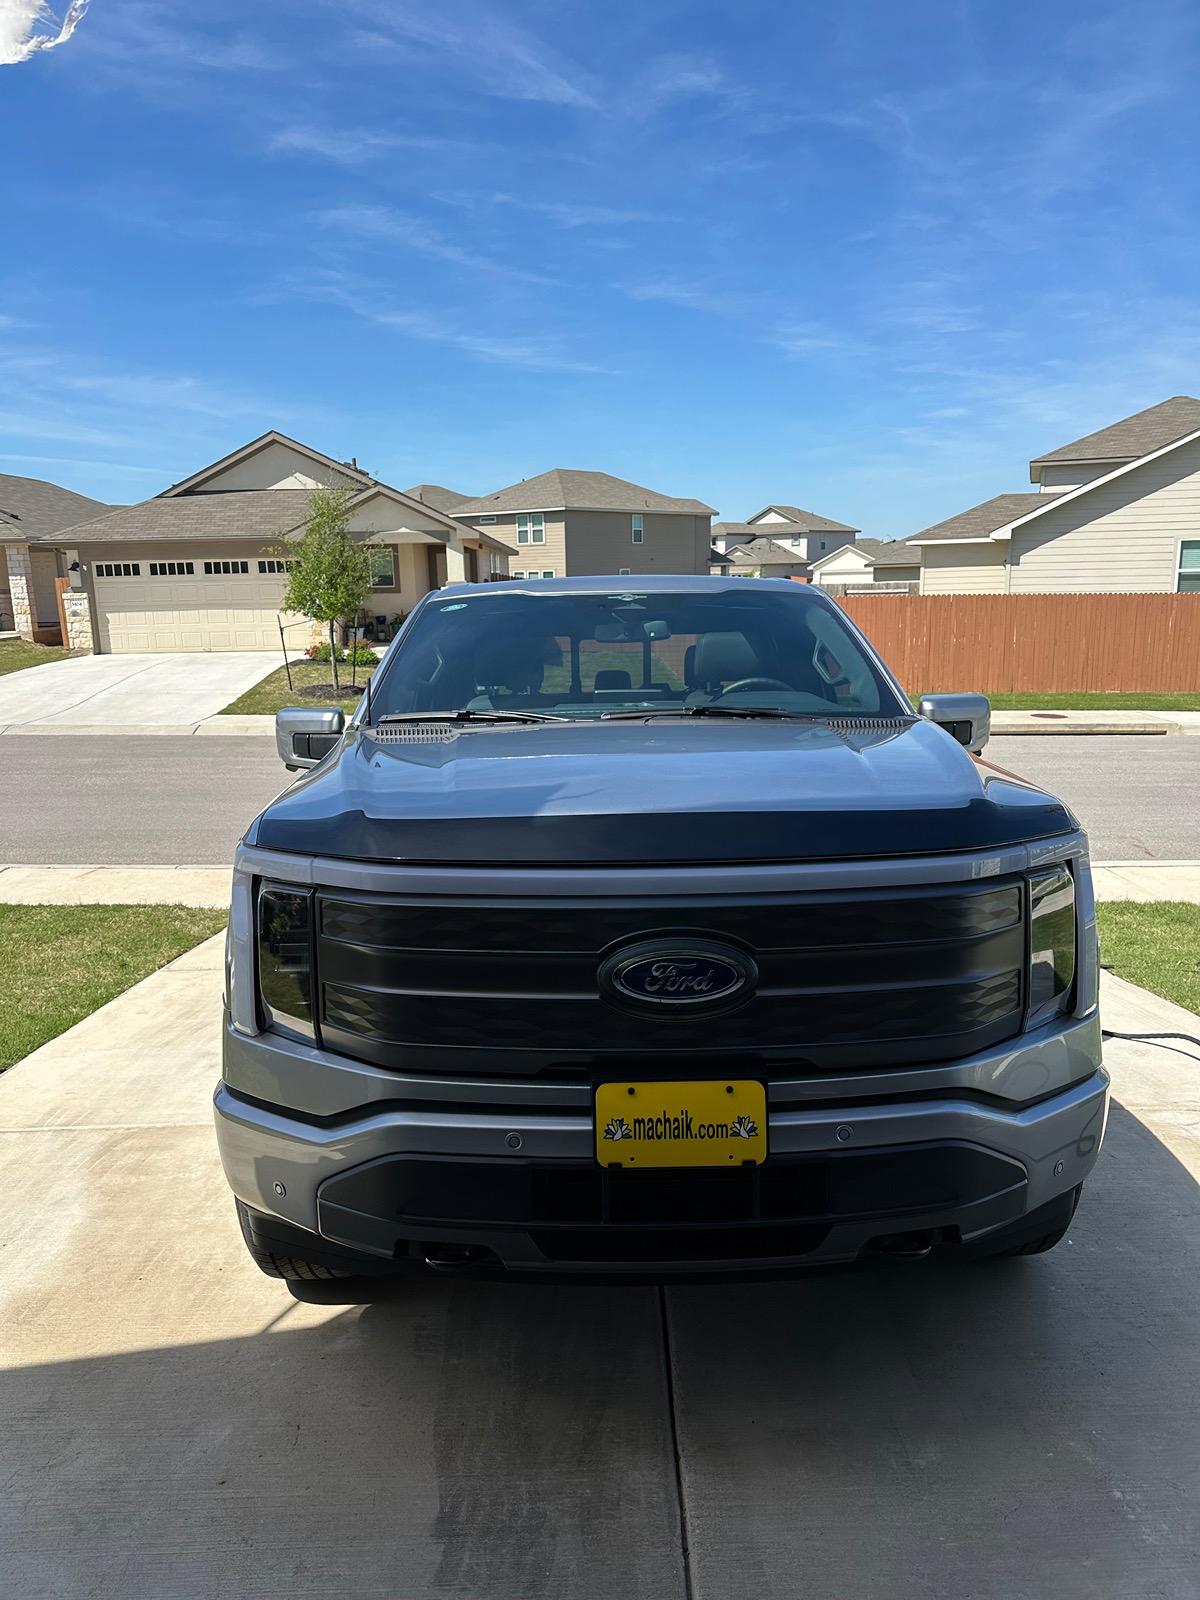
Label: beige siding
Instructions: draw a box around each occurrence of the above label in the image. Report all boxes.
[749,510,790,524]
[919,543,1008,594]
[565,511,710,575]
[1009,436,1200,592]
[197,441,362,493]
[460,513,568,576]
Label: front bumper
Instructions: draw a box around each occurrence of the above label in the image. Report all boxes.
[214,1018,1109,1278]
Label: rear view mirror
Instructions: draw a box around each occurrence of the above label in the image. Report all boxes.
[917,693,990,755]
[276,707,345,770]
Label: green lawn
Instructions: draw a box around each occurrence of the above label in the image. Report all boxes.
[0,904,228,1071]
[1097,902,1200,1015]
[0,639,70,676]
[220,660,377,716]
[909,691,1200,711]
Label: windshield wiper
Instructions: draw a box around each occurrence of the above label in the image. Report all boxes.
[373,708,570,726]
[600,704,823,721]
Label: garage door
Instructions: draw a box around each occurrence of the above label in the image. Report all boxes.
[93,558,303,653]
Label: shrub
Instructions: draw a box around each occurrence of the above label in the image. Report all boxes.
[304,642,378,665]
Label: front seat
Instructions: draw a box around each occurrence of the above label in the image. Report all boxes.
[593,669,632,691]
[690,632,762,693]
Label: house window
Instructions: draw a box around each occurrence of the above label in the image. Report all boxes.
[618,567,631,576]
[516,513,545,545]
[148,561,194,577]
[203,560,249,575]
[94,562,140,578]
[1179,541,1200,592]
[631,514,644,544]
[258,559,295,575]
[368,547,397,588]
[539,569,554,579]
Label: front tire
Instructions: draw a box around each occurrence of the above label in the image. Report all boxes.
[236,1198,353,1281]
[966,1185,1082,1261]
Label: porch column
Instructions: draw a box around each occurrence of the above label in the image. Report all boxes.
[5,544,35,641]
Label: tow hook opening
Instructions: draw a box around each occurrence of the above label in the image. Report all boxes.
[870,1230,934,1261]
[422,1244,493,1269]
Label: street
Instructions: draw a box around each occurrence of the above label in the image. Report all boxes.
[988,735,1200,860]
[0,737,286,864]
[0,732,1196,865]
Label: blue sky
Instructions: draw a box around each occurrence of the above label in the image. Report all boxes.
[3,0,1200,535]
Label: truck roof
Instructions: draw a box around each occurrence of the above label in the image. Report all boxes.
[441,573,807,597]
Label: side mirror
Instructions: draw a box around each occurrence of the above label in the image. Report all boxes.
[918,692,990,755]
[276,706,345,770]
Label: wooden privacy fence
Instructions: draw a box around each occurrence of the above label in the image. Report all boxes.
[835,593,1200,694]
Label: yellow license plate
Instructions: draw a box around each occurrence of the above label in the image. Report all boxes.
[595,1079,767,1168]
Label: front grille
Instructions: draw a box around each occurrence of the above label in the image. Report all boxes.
[312,877,1026,1076]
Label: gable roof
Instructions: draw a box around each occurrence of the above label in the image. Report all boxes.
[809,537,921,571]
[403,483,476,515]
[160,430,376,497]
[43,489,317,545]
[1030,396,1200,476]
[906,492,1062,545]
[0,473,112,541]
[453,469,716,517]
[726,538,810,568]
[747,505,859,534]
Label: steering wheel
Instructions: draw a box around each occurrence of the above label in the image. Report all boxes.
[710,676,794,699]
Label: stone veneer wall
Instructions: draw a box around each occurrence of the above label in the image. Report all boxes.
[4,545,34,640]
[62,587,95,653]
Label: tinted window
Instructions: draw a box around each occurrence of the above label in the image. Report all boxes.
[369,586,904,720]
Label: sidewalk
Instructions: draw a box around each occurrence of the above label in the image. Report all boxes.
[991,709,1200,736]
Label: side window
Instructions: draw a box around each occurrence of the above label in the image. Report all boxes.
[368,548,397,588]
[1179,541,1200,592]
[631,514,643,544]
[516,513,545,545]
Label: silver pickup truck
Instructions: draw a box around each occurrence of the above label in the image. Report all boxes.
[215,575,1107,1283]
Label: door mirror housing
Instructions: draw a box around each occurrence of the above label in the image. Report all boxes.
[918,692,990,754]
[276,707,345,770]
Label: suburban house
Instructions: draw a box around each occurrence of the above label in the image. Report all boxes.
[450,469,716,578]
[1,474,111,642]
[711,504,859,567]
[5,433,511,655]
[721,538,813,579]
[907,396,1200,594]
[809,538,922,592]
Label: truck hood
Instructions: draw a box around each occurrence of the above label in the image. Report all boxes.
[250,717,1076,865]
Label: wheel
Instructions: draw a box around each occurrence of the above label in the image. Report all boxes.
[966,1185,1082,1261]
[236,1198,352,1281]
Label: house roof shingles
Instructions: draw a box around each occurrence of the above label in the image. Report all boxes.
[44,489,317,544]
[853,537,922,568]
[0,473,112,541]
[750,505,859,534]
[453,469,715,518]
[1031,395,1200,470]
[726,538,811,568]
[403,483,476,515]
[907,491,1062,544]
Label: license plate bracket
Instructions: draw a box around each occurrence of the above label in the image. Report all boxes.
[595,1078,767,1168]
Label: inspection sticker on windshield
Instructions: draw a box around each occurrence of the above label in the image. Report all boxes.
[595,1079,767,1168]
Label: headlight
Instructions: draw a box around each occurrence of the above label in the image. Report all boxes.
[1027,865,1075,1029]
[257,882,315,1042]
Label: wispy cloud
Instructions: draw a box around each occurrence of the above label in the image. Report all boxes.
[0,0,88,65]
[314,204,552,284]
[623,279,754,317]
[270,125,470,163]
[643,52,724,103]
[309,276,610,374]
[437,190,676,229]
[339,0,595,108]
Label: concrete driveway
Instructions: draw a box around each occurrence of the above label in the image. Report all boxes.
[0,947,1196,1598]
[0,652,276,731]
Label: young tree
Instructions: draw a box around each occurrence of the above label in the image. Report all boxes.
[280,485,371,695]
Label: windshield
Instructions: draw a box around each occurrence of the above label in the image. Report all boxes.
[367,585,906,722]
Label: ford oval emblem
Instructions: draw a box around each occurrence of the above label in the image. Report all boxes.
[599,939,757,1014]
